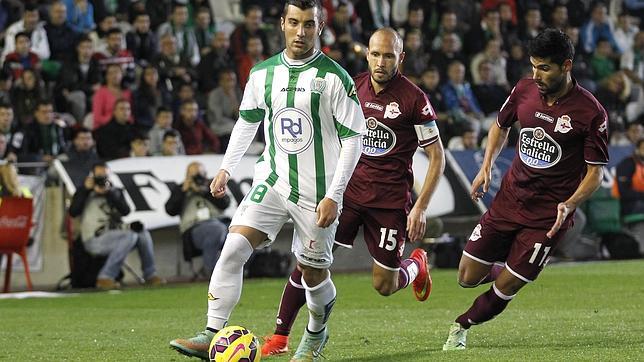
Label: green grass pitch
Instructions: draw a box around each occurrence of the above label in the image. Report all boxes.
[2,260,643,361]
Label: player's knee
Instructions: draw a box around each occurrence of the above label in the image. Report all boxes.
[457,271,481,288]
[299,264,328,287]
[372,276,396,296]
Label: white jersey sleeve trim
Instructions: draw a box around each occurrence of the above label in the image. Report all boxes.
[324,134,362,203]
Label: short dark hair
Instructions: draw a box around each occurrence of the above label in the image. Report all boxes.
[35,98,53,110]
[72,126,92,140]
[130,131,149,142]
[156,106,172,115]
[162,129,179,140]
[282,0,322,18]
[15,31,30,42]
[107,27,122,36]
[528,28,575,65]
[92,161,108,171]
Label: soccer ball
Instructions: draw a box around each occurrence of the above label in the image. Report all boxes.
[208,325,261,362]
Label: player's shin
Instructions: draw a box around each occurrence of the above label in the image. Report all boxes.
[455,282,514,329]
[275,268,307,336]
[302,271,336,333]
[206,233,254,331]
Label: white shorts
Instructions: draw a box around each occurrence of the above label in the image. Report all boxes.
[230,181,337,269]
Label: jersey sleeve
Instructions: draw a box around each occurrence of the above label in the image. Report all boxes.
[584,107,609,165]
[496,85,519,128]
[238,71,265,124]
[412,91,440,147]
[332,75,365,139]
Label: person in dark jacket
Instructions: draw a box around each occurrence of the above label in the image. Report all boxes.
[94,99,134,160]
[614,138,644,253]
[165,161,229,275]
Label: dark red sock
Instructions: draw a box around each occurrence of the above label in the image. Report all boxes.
[274,268,306,336]
[479,263,504,284]
[455,285,512,329]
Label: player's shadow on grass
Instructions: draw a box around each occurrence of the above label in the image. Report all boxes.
[336,349,437,362]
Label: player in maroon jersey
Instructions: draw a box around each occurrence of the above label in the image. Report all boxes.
[443,29,609,350]
[262,27,446,357]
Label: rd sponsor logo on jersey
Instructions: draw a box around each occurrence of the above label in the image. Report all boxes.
[554,115,572,133]
[273,107,314,154]
[362,117,396,156]
[519,127,562,169]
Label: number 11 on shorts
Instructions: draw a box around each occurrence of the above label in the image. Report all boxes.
[528,242,551,266]
[379,228,397,251]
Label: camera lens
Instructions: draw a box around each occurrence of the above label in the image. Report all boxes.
[94,176,107,186]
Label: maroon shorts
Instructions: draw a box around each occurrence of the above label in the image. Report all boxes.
[335,198,407,270]
[463,209,567,282]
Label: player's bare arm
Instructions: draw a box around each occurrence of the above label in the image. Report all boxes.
[407,140,445,242]
[547,164,603,238]
[471,122,510,201]
[210,169,230,198]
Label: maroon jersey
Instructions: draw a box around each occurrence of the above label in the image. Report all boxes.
[343,72,439,210]
[492,78,609,229]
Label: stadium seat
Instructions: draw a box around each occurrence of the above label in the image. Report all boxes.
[0,197,34,293]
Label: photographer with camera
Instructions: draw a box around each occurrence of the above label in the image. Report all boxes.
[69,161,164,290]
[165,161,230,276]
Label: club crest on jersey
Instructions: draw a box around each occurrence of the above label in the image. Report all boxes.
[310,77,326,94]
[519,127,562,169]
[470,224,482,241]
[273,107,314,154]
[384,102,401,119]
[554,115,572,133]
[362,117,396,156]
[534,111,554,123]
[598,119,607,133]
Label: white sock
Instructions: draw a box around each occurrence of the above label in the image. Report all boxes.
[206,233,254,330]
[406,260,420,283]
[302,272,336,333]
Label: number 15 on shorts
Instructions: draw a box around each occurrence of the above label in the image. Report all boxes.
[379,228,397,251]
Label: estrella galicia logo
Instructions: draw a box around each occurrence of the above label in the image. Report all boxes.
[518,127,562,169]
[273,107,314,154]
[362,117,396,156]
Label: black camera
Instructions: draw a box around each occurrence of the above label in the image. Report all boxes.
[94,175,108,187]
[193,174,208,186]
[129,221,144,233]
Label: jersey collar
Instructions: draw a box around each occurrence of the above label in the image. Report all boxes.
[280,49,322,68]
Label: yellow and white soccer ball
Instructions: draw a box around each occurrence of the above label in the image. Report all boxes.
[208,325,261,362]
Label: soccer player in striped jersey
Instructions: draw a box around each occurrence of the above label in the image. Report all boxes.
[262,28,446,358]
[169,1,365,361]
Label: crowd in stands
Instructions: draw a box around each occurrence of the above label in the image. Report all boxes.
[0,0,641,172]
[0,1,642,285]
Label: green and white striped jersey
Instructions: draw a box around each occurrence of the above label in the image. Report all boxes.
[240,49,365,211]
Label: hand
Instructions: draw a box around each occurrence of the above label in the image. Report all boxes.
[470,167,491,202]
[406,206,427,242]
[181,178,192,192]
[83,175,95,190]
[316,198,338,228]
[210,170,229,198]
[547,202,573,238]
